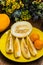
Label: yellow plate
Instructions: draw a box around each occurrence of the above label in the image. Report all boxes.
[0,27,43,62]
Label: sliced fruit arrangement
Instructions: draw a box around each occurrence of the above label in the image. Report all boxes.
[5,22,43,59]
[6,30,43,59]
[0,27,43,62]
[6,31,37,59]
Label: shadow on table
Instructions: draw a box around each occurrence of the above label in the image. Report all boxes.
[0,52,43,65]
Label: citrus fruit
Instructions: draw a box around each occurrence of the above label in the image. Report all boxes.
[0,14,10,32]
[30,33,39,42]
[34,40,43,50]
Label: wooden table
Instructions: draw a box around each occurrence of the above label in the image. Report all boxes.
[0,19,43,65]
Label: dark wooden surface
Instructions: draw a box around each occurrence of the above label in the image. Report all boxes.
[0,19,43,65]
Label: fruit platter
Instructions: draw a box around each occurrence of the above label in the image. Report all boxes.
[0,0,43,63]
[0,21,43,62]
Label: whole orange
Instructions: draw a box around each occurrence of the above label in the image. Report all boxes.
[30,33,39,42]
[34,40,43,50]
[0,14,10,32]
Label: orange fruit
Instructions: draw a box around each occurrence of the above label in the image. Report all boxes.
[0,14,10,32]
[30,33,39,42]
[34,40,43,50]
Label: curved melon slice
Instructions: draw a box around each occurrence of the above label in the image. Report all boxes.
[26,36,37,56]
[6,32,13,54]
[13,38,21,58]
[21,38,31,59]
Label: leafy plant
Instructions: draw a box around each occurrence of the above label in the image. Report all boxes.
[0,0,24,15]
[29,1,43,21]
